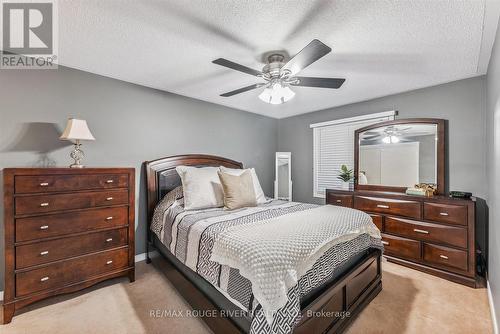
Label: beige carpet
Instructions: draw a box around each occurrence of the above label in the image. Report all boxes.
[1,259,493,334]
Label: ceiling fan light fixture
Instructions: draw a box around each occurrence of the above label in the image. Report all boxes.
[383,135,400,144]
[258,83,295,105]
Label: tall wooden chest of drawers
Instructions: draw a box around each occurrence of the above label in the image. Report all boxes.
[2,168,135,324]
[326,189,483,287]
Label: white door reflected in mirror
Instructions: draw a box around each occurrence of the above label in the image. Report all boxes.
[275,152,292,201]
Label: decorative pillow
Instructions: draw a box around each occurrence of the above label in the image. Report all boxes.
[175,166,224,210]
[217,170,257,210]
[219,166,266,204]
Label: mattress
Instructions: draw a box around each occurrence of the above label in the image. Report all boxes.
[151,193,382,334]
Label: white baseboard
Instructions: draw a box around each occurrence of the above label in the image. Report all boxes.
[0,252,156,302]
[488,281,499,334]
[135,251,157,263]
[135,252,148,262]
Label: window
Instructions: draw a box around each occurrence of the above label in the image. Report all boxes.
[311,111,396,198]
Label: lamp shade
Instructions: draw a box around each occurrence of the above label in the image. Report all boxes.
[60,119,95,141]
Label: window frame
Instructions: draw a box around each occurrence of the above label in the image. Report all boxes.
[311,110,396,198]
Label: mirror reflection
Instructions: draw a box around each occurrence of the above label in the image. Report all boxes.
[358,123,438,188]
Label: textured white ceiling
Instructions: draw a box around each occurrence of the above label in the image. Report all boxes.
[58,0,500,119]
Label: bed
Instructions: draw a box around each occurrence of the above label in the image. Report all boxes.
[144,154,382,334]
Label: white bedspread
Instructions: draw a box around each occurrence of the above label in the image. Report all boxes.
[210,204,381,324]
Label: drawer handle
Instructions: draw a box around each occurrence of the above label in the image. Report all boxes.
[336,199,342,203]
[106,180,114,183]
[40,251,49,256]
[106,260,113,265]
[440,255,449,260]
[106,216,113,221]
[40,276,49,282]
[40,182,49,187]
[439,212,449,216]
[376,204,389,209]
[40,225,49,230]
[106,238,113,242]
[106,197,113,201]
[40,202,49,207]
[413,228,429,234]
[381,241,389,246]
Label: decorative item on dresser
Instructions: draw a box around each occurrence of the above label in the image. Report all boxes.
[2,168,135,324]
[326,189,483,287]
[59,118,96,168]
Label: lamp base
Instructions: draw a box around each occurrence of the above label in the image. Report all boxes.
[69,141,86,168]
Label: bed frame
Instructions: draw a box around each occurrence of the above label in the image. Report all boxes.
[144,154,382,333]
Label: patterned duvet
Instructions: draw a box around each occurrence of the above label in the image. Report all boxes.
[151,188,383,334]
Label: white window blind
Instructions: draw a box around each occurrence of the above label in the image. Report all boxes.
[311,111,396,198]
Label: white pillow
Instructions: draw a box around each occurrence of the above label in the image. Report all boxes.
[219,166,266,204]
[175,166,224,210]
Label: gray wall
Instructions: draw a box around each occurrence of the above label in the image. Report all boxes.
[486,18,500,328]
[0,66,278,290]
[278,76,486,204]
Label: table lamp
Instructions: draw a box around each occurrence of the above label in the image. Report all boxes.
[59,118,95,168]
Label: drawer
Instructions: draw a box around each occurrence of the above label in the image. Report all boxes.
[15,189,129,215]
[385,216,467,249]
[16,207,128,242]
[326,193,353,208]
[423,243,468,271]
[354,196,421,219]
[16,247,129,297]
[298,289,343,333]
[381,233,421,261]
[16,228,128,269]
[346,257,378,308]
[369,214,383,231]
[15,174,129,194]
[424,202,467,226]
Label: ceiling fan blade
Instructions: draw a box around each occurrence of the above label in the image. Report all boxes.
[281,39,332,76]
[292,76,345,89]
[220,83,265,97]
[213,58,262,77]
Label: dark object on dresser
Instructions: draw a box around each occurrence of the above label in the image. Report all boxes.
[326,189,484,288]
[449,191,473,199]
[2,168,135,324]
[145,154,382,334]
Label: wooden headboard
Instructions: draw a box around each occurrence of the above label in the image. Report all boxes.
[144,154,243,223]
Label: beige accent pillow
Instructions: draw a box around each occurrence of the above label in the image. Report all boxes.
[218,170,257,210]
[219,166,267,204]
[175,166,224,210]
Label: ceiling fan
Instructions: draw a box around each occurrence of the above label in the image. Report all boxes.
[212,39,346,105]
[363,126,412,138]
[362,126,416,144]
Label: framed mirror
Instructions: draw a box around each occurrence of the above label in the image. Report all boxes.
[354,119,445,194]
[275,152,292,201]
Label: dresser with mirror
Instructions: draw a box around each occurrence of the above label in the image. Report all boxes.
[326,118,485,287]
